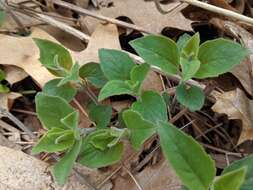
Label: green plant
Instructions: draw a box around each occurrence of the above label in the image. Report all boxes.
[32,34,249,189]
[0,68,9,93]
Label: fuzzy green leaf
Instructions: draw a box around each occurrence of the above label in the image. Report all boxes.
[123,110,156,150]
[53,139,82,185]
[130,35,179,75]
[131,91,167,124]
[158,122,216,190]
[176,83,205,111]
[98,80,135,101]
[181,33,200,59]
[222,155,253,190]
[60,111,79,130]
[78,139,123,168]
[0,10,6,26]
[130,63,150,84]
[180,58,201,81]
[0,69,5,81]
[212,167,247,190]
[99,49,135,80]
[32,128,75,154]
[195,39,249,78]
[88,102,112,129]
[43,79,77,102]
[57,62,80,86]
[88,129,115,151]
[177,33,191,53]
[0,84,9,93]
[79,62,107,88]
[35,93,75,129]
[33,38,73,76]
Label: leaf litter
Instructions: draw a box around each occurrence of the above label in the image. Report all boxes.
[1,0,253,189]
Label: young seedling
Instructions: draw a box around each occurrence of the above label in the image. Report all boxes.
[33,34,249,190]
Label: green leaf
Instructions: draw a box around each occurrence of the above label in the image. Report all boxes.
[195,38,249,78]
[181,33,200,59]
[60,111,79,130]
[177,33,191,53]
[88,102,112,129]
[130,35,179,75]
[53,139,82,185]
[35,93,75,129]
[79,62,107,88]
[88,129,115,151]
[131,91,167,124]
[78,140,123,168]
[212,167,247,190]
[108,127,128,147]
[0,10,6,26]
[176,83,205,111]
[130,63,150,84]
[32,128,75,154]
[180,58,201,81]
[0,84,9,93]
[33,38,73,76]
[58,62,80,86]
[222,155,253,190]
[158,122,216,190]
[98,80,135,101]
[43,79,77,102]
[0,69,5,81]
[123,110,156,150]
[99,49,135,80]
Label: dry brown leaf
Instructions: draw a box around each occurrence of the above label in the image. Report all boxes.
[0,24,120,87]
[113,157,180,190]
[84,0,193,34]
[0,29,55,87]
[72,23,121,64]
[212,88,253,144]
[0,92,21,111]
[142,71,164,92]
[3,66,28,85]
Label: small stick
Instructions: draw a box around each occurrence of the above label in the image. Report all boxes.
[0,107,37,140]
[0,1,29,35]
[50,0,154,34]
[181,0,253,26]
[123,165,144,190]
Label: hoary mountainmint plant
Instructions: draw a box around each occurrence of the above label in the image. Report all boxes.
[32,34,250,189]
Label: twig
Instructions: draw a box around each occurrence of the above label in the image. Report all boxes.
[0,0,29,35]
[123,165,144,190]
[17,8,91,42]
[201,143,243,157]
[0,107,37,140]
[50,0,154,34]
[154,0,188,15]
[181,0,253,26]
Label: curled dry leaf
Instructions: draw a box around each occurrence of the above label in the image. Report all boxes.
[84,0,193,34]
[212,88,253,144]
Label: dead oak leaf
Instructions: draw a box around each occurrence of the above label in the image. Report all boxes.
[212,88,253,144]
[84,0,193,34]
[0,24,120,87]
